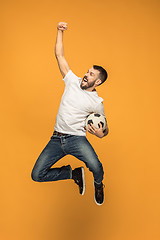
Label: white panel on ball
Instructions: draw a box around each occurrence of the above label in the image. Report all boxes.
[85,113,107,131]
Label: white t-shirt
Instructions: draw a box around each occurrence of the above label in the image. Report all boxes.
[54,69,105,136]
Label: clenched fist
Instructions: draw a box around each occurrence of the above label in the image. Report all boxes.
[57,22,68,31]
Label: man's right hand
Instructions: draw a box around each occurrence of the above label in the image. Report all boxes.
[57,22,68,31]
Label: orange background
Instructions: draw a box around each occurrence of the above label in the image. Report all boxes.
[1,0,160,240]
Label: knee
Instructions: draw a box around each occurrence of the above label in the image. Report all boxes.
[31,169,41,182]
[99,161,104,172]
[93,161,104,175]
[99,162,104,176]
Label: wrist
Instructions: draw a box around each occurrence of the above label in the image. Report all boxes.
[57,28,64,33]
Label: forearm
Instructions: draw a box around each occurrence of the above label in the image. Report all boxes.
[55,30,64,57]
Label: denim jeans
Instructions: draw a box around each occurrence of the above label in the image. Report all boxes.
[31,132,104,184]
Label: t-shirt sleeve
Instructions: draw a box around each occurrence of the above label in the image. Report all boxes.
[62,69,81,85]
[94,102,105,117]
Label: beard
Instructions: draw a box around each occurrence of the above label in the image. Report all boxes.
[80,78,96,90]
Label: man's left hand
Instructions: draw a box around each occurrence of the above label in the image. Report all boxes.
[87,122,104,138]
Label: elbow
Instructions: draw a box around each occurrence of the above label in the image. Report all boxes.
[55,47,64,58]
[106,127,109,134]
[106,127,109,135]
[55,53,64,59]
[103,127,109,137]
[55,52,59,58]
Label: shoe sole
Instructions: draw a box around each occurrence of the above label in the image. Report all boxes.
[81,167,85,195]
[93,181,104,206]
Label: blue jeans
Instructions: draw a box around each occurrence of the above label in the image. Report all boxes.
[31,132,104,184]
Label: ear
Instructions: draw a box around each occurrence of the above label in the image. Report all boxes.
[95,79,102,86]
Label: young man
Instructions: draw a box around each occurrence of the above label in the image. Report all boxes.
[31,22,109,206]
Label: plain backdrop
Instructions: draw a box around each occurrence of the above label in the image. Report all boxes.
[0,0,160,240]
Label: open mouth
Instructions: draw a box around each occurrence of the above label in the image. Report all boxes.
[83,77,88,82]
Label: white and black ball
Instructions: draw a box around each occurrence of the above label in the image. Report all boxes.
[85,113,107,132]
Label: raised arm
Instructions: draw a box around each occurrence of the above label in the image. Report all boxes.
[55,22,70,78]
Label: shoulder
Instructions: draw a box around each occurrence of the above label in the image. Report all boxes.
[63,69,81,85]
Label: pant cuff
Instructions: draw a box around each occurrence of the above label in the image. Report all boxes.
[94,180,102,185]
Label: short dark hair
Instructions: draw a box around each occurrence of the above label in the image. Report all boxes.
[93,65,108,86]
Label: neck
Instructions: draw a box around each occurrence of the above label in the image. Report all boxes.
[85,87,96,92]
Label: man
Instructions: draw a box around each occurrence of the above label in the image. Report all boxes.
[31,22,109,206]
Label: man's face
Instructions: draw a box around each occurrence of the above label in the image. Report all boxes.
[80,67,100,90]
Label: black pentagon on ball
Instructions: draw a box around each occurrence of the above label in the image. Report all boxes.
[98,121,104,128]
[94,113,101,117]
[88,120,93,125]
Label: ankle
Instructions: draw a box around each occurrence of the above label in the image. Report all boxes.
[94,181,103,188]
[72,169,76,179]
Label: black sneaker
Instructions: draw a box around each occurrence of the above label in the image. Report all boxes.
[94,181,104,206]
[72,167,85,195]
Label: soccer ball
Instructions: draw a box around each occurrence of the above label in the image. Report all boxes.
[85,113,107,132]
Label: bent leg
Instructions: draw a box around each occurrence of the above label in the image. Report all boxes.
[66,136,104,184]
[31,137,72,182]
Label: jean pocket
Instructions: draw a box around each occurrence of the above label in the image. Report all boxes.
[51,134,58,139]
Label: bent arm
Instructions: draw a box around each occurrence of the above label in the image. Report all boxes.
[55,23,70,78]
[87,102,109,138]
